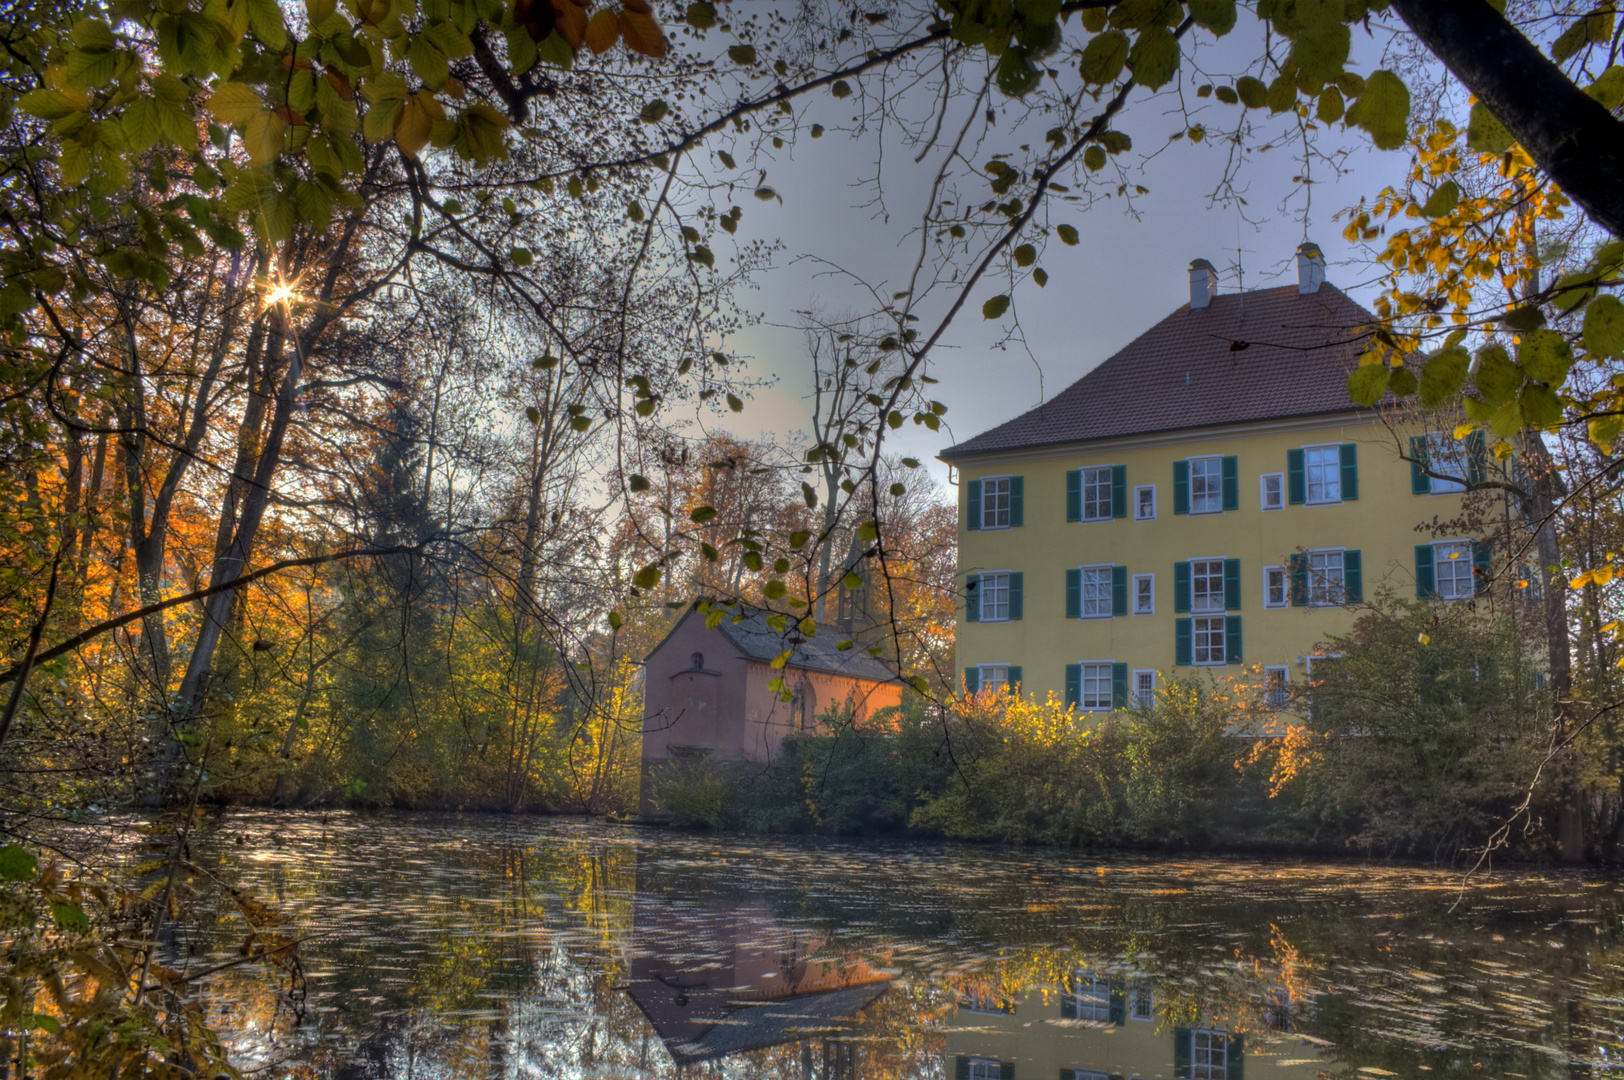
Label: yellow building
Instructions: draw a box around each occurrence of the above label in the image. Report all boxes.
[940,245,1489,710]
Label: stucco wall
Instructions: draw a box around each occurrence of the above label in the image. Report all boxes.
[954,413,1491,706]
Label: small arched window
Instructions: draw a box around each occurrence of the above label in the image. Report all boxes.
[690,651,704,670]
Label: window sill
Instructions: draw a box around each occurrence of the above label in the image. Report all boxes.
[977,524,1013,531]
[1132,609,1154,617]
[1077,614,1114,621]
[1078,516,1114,524]
[1263,603,1287,610]
[1260,505,1284,512]
[1187,507,1224,516]
[1134,515,1156,523]
[1303,499,1343,507]
[978,616,1011,623]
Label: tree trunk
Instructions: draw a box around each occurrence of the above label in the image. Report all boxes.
[1519,431,1585,861]
[1391,0,1624,238]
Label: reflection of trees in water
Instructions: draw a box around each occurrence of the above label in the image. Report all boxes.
[177,817,1624,1078]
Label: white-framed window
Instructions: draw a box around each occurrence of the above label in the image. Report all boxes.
[1303,444,1342,504]
[967,1057,1005,1080]
[1129,978,1154,1021]
[1264,666,1290,709]
[1424,432,1467,493]
[1133,573,1154,615]
[1190,558,1225,613]
[1079,565,1113,618]
[1079,662,1113,710]
[959,993,1014,1015]
[1189,456,1223,514]
[981,476,1011,529]
[978,664,1010,694]
[1132,669,1156,709]
[1308,549,1345,606]
[979,571,1010,621]
[1260,472,1284,511]
[1192,1029,1229,1080]
[1193,616,1227,665]
[1072,972,1112,1023]
[1134,484,1156,521]
[1081,466,1113,521]
[1264,565,1287,609]
[1434,540,1474,599]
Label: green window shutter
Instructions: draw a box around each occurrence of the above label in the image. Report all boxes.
[1065,569,1081,619]
[1225,615,1242,664]
[1112,565,1128,616]
[1415,544,1436,598]
[966,574,980,622]
[966,479,982,530]
[1010,475,1024,527]
[1066,469,1081,522]
[1344,549,1363,603]
[1061,993,1079,1020]
[955,1055,970,1080]
[1109,976,1126,1025]
[1001,1063,1014,1080]
[1410,435,1430,494]
[1340,443,1359,500]
[1224,558,1241,611]
[1065,663,1081,708]
[1006,665,1022,692]
[1221,455,1239,510]
[1173,1028,1192,1079]
[1289,553,1308,606]
[1111,464,1128,518]
[1175,618,1193,666]
[1173,459,1190,514]
[1009,572,1024,620]
[1287,449,1305,505]
[1174,561,1191,612]
[1473,540,1491,594]
[1226,1033,1245,1080]
[1466,430,1487,486]
[964,667,979,694]
[1112,662,1128,709]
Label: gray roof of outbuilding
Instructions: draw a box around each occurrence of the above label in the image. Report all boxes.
[940,283,1378,458]
[715,609,898,682]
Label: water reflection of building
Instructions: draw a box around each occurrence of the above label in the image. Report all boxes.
[623,891,891,1073]
[946,969,1325,1080]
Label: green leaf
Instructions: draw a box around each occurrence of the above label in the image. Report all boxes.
[1187,0,1236,35]
[1501,306,1547,332]
[1056,223,1079,245]
[1419,347,1469,408]
[510,245,532,266]
[995,47,1041,97]
[1345,69,1410,150]
[1083,145,1106,170]
[691,506,717,524]
[1127,23,1178,89]
[1013,243,1036,267]
[726,393,744,412]
[1214,84,1239,105]
[1033,267,1048,287]
[1346,364,1390,406]
[0,845,37,882]
[841,571,863,591]
[1266,73,1297,113]
[1587,65,1624,110]
[1519,383,1564,428]
[121,98,165,151]
[982,294,1010,319]
[1316,86,1344,123]
[1474,343,1522,406]
[633,564,662,590]
[832,79,852,98]
[1518,328,1573,384]
[727,44,756,64]
[1078,30,1129,85]
[1389,366,1418,397]
[764,579,787,600]
[1466,102,1512,154]
[607,610,623,630]
[1290,21,1349,82]
[802,482,818,508]
[686,2,717,29]
[537,29,574,70]
[789,529,811,549]
[640,99,669,123]
[1584,294,1624,358]
[52,902,89,932]
[206,82,264,125]
[1420,180,1460,219]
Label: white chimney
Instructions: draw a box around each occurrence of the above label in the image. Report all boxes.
[1296,241,1326,294]
[1189,258,1217,310]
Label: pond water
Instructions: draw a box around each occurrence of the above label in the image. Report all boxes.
[190,811,1624,1079]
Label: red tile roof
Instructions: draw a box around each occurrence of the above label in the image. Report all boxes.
[941,283,1378,458]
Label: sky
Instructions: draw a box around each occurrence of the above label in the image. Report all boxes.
[679,6,1425,494]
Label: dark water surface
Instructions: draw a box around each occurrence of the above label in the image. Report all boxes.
[192,811,1624,1079]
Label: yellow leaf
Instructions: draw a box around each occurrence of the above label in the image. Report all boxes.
[1417,632,1430,646]
[1596,565,1616,585]
[241,109,286,165]
[1452,422,1476,440]
[394,91,441,158]
[551,0,588,48]
[206,82,264,125]
[584,9,618,54]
